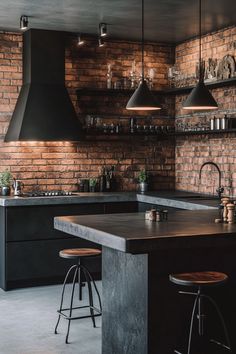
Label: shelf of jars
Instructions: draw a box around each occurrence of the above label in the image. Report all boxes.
[174,128,236,136]
[175,115,236,136]
[76,87,164,97]
[166,54,236,94]
[165,77,236,95]
[76,77,236,98]
[77,54,236,100]
[81,114,175,141]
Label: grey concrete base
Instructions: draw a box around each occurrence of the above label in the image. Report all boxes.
[0,283,102,354]
[102,247,148,354]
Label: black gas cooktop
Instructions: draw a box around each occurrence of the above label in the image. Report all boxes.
[23,191,75,197]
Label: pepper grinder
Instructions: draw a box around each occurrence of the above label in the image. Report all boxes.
[227,203,235,224]
[221,197,230,223]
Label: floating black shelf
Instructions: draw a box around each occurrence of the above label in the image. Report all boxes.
[77,77,236,97]
[165,77,236,95]
[76,87,164,96]
[83,132,174,142]
[82,128,236,142]
[174,128,236,136]
[78,113,174,120]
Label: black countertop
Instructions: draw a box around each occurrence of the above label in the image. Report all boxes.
[54,210,236,254]
[0,190,219,208]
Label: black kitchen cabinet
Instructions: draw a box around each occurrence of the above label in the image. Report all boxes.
[0,201,138,290]
[6,203,104,242]
[104,201,137,214]
[138,202,182,212]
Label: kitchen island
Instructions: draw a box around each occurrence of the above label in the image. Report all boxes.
[0,191,216,290]
[55,210,236,354]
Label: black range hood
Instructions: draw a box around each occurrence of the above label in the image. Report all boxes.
[5,29,83,141]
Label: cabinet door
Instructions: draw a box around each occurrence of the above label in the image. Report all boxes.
[6,203,104,241]
[138,202,182,212]
[6,238,101,282]
[104,202,138,214]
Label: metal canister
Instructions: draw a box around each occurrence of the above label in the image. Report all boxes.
[220,116,228,130]
[215,117,220,130]
[210,118,215,130]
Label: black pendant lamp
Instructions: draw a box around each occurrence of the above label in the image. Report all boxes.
[126,0,161,110]
[183,0,218,110]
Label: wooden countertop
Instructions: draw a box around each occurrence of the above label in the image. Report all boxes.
[54,210,236,254]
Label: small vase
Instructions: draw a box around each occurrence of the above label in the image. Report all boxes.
[139,182,148,193]
[1,186,10,196]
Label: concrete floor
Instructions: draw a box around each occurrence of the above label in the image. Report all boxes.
[0,282,102,354]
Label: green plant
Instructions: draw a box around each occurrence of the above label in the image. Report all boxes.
[138,169,148,183]
[0,170,12,187]
[89,178,97,187]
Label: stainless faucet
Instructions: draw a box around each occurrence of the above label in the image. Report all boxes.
[199,161,224,199]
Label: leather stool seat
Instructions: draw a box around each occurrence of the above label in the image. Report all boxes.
[59,248,101,259]
[169,271,228,287]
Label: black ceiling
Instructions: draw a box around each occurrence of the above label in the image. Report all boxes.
[0,0,235,43]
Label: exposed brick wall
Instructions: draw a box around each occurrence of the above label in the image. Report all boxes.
[0,31,175,192]
[66,36,175,118]
[175,26,236,196]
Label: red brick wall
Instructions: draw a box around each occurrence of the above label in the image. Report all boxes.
[175,26,236,196]
[0,31,175,192]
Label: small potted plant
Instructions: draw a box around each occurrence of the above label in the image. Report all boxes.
[0,170,12,196]
[138,169,148,193]
[89,178,97,193]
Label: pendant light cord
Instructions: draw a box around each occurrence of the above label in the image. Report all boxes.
[141,0,144,81]
[199,0,202,81]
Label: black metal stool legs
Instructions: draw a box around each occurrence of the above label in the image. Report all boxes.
[202,294,232,351]
[83,266,96,328]
[54,260,102,343]
[65,266,79,343]
[182,288,232,354]
[78,265,83,301]
[81,264,102,314]
[187,290,201,354]
[54,264,77,335]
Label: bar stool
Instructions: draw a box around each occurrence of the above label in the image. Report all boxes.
[169,271,232,354]
[54,248,102,343]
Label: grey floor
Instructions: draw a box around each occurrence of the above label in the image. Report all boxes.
[0,282,102,354]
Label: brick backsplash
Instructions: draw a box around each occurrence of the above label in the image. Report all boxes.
[1,26,236,195]
[175,26,236,196]
[0,31,175,192]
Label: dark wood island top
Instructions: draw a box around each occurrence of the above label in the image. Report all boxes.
[54,210,236,254]
[54,209,236,354]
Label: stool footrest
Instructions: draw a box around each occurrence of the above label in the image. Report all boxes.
[57,305,102,321]
[59,312,101,321]
[54,254,102,343]
[179,290,198,296]
[210,339,231,351]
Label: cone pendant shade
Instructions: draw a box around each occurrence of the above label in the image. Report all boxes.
[126,80,161,110]
[126,0,161,111]
[182,0,218,110]
[183,81,218,110]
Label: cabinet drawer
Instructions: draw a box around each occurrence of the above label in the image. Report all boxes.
[6,203,104,241]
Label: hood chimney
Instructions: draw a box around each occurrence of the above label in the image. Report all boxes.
[5,29,83,141]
